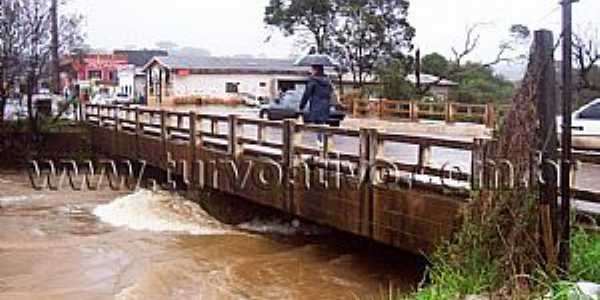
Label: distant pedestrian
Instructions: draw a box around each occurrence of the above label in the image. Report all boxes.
[300,64,333,147]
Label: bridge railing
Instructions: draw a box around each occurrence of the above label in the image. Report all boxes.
[84,104,482,192]
[569,150,600,204]
[348,98,511,128]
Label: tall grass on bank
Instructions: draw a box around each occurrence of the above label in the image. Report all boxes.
[571,227,600,283]
[400,226,600,300]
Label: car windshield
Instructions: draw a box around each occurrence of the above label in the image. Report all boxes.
[279,91,302,108]
[579,102,600,120]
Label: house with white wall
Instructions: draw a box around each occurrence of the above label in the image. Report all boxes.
[114,50,168,102]
[142,55,311,106]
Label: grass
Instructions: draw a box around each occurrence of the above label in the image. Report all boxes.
[571,227,600,283]
[395,227,600,300]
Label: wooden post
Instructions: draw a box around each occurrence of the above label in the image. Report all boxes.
[135,108,141,159]
[177,114,183,129]
[227,114,242,159]
[79,103,84,122]
[534,30,559,274]
[160,110,167,163]
[358,128,370,236]
[320,126,329,159]
[446,101,455,123]
[283,119,297,213]
[418,144,433,173]
[366,128,382,238]
[114,106,121,132]
[471,138,486,190]
[410,100,419,122]
[189,111,198,190]
[485,103,496,128]
[210,119,218,136]
[379,98,384,119]
[257,124,266,144]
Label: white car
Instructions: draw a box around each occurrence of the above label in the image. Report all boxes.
[558,98,600,150]
[91,94,114,105]
[238,93,260,107]
[114,93,133,104]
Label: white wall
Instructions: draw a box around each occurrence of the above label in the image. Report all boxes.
[117,66,135,97]
[171,73,308,100]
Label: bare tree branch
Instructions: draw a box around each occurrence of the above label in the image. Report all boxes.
[573,26,600,93]
[451,23,483,67]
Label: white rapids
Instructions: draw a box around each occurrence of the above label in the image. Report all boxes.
[93,189,232,235]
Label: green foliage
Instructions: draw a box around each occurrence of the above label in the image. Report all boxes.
[421,53,449,77]
[264,0,336,52]
[571,228,600,283]
[334,0,414,86]
[264,0,415,88]
[452,63,515,104]
[403,223,501,300]
[373,58,417,99]
[397,227,600,300]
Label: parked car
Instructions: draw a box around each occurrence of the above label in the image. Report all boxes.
[558,98,600,150]
[114,93,133,105]
[91,93,114,105]
[259,89,346,126]
[238,93,260,107]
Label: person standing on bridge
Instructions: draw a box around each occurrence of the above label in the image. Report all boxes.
[296,49,338,148]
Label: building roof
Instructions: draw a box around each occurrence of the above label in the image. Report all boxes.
[144,55,310,75]
[114,50,168,67]
[406,74,458,86]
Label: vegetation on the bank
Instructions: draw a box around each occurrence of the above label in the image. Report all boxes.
[397,223,600,300]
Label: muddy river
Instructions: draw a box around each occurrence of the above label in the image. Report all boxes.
[0,171,425,299]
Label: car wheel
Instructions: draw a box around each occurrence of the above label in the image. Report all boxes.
[259,109,268,119]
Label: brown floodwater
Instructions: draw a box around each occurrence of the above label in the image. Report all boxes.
[0,170,426,300]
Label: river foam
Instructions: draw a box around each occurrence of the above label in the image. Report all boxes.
[93,190,232,235]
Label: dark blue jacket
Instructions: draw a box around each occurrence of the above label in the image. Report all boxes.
[300,76,332,124]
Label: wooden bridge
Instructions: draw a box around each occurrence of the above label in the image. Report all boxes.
[84,104,492,255]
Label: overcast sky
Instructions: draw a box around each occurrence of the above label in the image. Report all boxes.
[68,0,599,65]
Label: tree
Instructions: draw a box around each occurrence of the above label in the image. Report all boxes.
[453,62,515,104]
[50,0,58,94]
[421,52,449,77]
[1,0,83,129]
[264,0,337,53]
[0,0,25,123]
[450,23,530,71]
[573,25,600,96]
[373,57,416,99]
[333,0,414,88]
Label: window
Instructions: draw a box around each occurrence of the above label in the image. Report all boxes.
[226,82,239,93]
[88,70,102,80]
[259,82,267,87]
[579,103,600,120]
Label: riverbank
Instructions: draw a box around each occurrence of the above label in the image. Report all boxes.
[0,170,427,299]
[398,228,599,299]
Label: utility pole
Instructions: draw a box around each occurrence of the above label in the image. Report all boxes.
[415,49,421,91]
[51,0,60,95]
[559,0,576,276]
